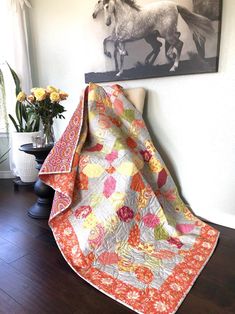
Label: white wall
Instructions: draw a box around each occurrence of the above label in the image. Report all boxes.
[28,0,235,229]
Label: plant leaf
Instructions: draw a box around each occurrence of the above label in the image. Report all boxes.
[34,116,40,131]
[15,101,21,128]
[6,63,21,95]
[8,114,19,132]
[21,103,27,122]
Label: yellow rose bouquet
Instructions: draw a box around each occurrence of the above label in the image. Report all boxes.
[17,86,68,145]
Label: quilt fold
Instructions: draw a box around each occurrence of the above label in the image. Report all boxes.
[39,83,219,314]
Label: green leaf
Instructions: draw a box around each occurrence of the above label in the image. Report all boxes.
[27,119,35,132]
[15,101,21,127]
[34,116,40,131]
[6,64,40,132]
[6,63,21,95]
[21,103,27,122]
[8,114,19,132]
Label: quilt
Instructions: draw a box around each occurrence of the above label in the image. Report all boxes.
[39,83,219,314]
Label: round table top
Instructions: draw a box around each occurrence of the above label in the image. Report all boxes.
[19,143,53,154]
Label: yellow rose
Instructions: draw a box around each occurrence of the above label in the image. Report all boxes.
[33,88,47,101]
[59,91,69,100]
[50,92,60,103]
[46,85,59,93]
[16,91,26,102]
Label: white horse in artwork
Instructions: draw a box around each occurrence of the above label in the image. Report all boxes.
[92,0,165,73]
[102,0,213,76]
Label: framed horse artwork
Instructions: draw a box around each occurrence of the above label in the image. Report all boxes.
[85,0,222,83]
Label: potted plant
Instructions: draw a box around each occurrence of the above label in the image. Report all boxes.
[17,85,68,146]
[8,65,40,183]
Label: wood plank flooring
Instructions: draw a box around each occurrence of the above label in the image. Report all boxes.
[0,179,234,314]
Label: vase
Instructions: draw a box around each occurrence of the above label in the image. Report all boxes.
[43,122,55,146]
[11,131,41,182]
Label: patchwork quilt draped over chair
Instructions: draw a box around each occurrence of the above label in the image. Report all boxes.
[39,83,219,314]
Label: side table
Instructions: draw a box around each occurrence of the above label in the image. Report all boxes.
[19,143,54,219]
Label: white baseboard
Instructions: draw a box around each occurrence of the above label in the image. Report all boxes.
[0,171,15,179]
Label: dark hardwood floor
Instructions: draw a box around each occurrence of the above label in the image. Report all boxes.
[0,178,234,314]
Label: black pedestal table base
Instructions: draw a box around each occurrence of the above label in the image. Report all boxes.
[19,144,54,219]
